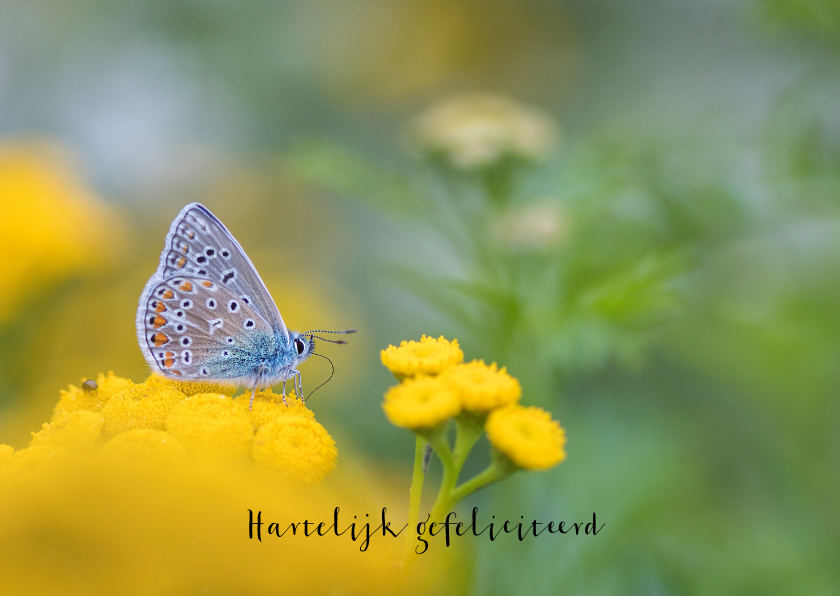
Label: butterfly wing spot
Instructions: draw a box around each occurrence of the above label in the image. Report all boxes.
[181,299,193,309]
[162,289,175,300]
[240,295,251,305]
[153,315,167,329]
[220,249,231,259]
[178,281,194,293]
[173,323,186,333]
[223,350,230,357]
[181,337,192,347]
[206,298,217,309]
[209,318,224,335]
[221,269,236,284]
[174,310,185,318]
[163,357,175,368]
[200,368,209,376]
[227,299,239,313]
[155,302,166,313]
[175,257,186,269]
[152,333,170,347]
[181,350,192,364]
[196,255,207,264]
[171,370,183,376]
[244,319,255,329]
[225,337,235,344]
[204,247,216,258]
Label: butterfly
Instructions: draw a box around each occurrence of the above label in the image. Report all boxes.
[136,203,354,409]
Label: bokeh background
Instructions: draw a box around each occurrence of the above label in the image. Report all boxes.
[1,0,839,594]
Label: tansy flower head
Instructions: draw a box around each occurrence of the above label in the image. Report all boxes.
[239,389,314,429]
[102,377,186,436]
[252,417,337,485]
[52,372,133,419]
[102,429,186,463]
[441,360,522,412]
[383,376,461,430]
[30,410,104,451]
[486,406,566,470]
[165,394,254,461]
[2,445,66,485]
[407,94,558,169]
[146,373,237,397]
[380,335,464,379]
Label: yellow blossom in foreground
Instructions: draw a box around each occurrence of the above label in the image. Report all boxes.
[252,417,337,485]
[102,377,186,436]
[440,360,522,412]
[381,335,464,378]
[383,376,461,430]
[407,94,558,169]
[52,372,133,419]
[30,410,104,450]
[102,429,186,463]
[239,389,314,428]
[165,394,254,461]
[486,406,566,470]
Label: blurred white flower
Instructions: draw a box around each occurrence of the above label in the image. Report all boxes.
[407,94,558,169]
[493,199,568,253]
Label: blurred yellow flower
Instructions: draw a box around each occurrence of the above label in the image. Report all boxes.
[241,389,315,428]
[166,394,254,461]
[440,360,522,412]
[30,410,104,450]
[486,405,566,470]
[102,429,186,463]
[493,200,569,253]
[383,375,461,429]
[407,94,558,169]
[381,335,464,378]
[0,139,125,324]
[252,417,338,485]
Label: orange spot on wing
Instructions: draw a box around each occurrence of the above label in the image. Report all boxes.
[176,257,186,268]
[171,370,182,376]
[179,281,193,292]
[201,281,213,288]
[152,333,169,347]
[163,290,174,300]
[165,351,174,358]
[155,302,167,313]
[188,231,195,239]
[153,315,167,329]
[163,358,175,368]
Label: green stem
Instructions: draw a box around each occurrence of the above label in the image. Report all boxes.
[402,436,427,561]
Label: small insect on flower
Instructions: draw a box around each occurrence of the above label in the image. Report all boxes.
[81,380,98,393]
[136,203,355,409]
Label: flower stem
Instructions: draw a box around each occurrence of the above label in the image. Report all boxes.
[402,436,427,561]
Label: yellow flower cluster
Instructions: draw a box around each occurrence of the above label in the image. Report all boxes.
[0,140,125,325]
[381,336,565,471]
[1,372,337,487]
[407,94,558,169]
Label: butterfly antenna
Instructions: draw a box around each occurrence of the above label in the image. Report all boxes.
[305,353,335,403]
[308,335,348,344]
[303,329,357,335]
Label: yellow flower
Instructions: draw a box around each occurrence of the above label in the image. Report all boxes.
[440,360,522,412]
[0,139,125,324]
[380,335,464,378]
[102,376,186,436]
[486,405,566,470]
[147,373,237,397]
[239,389,314,429]
[252,417,337,485]
[52,372,133,419]
[407,94,558,169]
[30,410,104,451]
[102,429,186,463]
[382,375,461,429]
[165,393,254,461]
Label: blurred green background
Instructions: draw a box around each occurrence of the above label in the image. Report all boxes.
[1,0,838,594]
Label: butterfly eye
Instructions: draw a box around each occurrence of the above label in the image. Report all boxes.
[294,338,305,355]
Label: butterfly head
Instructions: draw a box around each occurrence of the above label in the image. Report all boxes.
[289,331,316,363]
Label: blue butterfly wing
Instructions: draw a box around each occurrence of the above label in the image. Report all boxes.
[156,203,289,341]
[137,276,276,381]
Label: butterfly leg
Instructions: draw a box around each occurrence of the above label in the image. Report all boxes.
[248,379,259,411]
[296,370,304,402]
